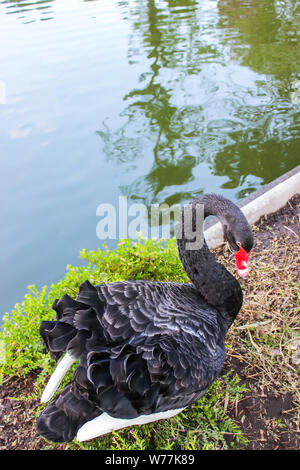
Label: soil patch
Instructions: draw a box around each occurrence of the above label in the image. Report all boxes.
[223,193,300,450]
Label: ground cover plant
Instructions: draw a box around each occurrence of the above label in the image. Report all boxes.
[0,195,299,450]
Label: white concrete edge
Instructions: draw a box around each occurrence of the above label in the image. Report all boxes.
[204,168,300,249]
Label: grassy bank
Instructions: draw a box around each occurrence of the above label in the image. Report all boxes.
[0,195,299,450]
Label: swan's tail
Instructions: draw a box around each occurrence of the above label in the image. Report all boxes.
[37,281,107,441]
[36,377,101,442]
[39,295,78,361]
[40,280,106,362]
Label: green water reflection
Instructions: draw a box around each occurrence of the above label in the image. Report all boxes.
[98,0,299,204]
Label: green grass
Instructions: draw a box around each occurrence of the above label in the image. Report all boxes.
[0,236,248,450]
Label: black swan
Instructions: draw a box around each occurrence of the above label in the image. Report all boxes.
[36,193,253,443]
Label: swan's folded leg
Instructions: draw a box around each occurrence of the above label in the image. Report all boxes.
[76,408,185,442]
[41,352,77,403]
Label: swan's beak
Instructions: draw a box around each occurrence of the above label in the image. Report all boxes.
[234,247,251,278]
[237,264,249,278]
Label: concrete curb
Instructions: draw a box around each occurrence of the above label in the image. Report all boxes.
[204,165,300,249]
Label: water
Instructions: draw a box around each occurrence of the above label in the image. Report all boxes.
[0,0,299,320]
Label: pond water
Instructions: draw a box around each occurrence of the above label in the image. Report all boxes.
[0,0,299,320]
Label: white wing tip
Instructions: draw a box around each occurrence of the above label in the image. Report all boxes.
[41,352,76,404]
[40,388,54,404]
[76,408,185,442]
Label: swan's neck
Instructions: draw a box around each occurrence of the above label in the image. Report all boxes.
[177,194,243,326]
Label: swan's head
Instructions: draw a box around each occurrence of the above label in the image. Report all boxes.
[223,217,253,278]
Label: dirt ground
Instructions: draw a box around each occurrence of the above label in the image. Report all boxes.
[0,194,299,451]
[223,193,300,450]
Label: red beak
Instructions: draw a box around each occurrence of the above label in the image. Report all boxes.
[234,246,251,278]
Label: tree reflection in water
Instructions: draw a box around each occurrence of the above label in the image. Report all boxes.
[97,0,299,205]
